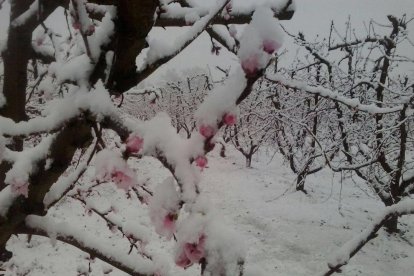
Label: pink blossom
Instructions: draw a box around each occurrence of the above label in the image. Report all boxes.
[262,39,281,54]
[72,21,81,30]
[111,169,135,191]
[229,25,237,38]
[195,156,208,169]
[36,36,45,46]
[199,125,215,138]
[241,54,260,76]
[223,13,230,21]
[10,180,29,198]
[225,2,232,13]
[163,213,177,232]
[126,135,144,153]
[183,234,206,263]
[175,250,192,268]
[85,24,95,36]
[223,113,236,126]
[175,234,206,268]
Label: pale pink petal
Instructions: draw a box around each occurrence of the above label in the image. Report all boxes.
[72,21,81,30]
[10,180,29,198]
[126,135,144,153]
[241,54,260,76]
[262,39,281,54]
[223,113,236,126]
[183,242,204,263]
[199,125,215,138]
[163,213,177,232]
[175,250,192,268]
[111,169,135,191]
[195,156,208,169]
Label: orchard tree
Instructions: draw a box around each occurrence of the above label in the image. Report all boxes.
[123,68,214,138]
[270,80,337,193]
[0,0,294,275]
[224,79,275,168]
[267,15,414,232]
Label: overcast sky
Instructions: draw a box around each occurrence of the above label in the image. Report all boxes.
[1,0,413,84]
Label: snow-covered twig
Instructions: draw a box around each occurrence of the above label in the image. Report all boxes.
[323,199,414,276]
[21,215,156,276]
[266,74,403,114]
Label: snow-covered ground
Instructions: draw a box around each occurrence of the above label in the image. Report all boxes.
[5,146,414,276]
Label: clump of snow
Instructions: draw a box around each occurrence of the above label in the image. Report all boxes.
[94,149,137,191]
[149,177,181,240]
[125,133,144,154]
[11,0,38,27]
[238,7,284,76]
[195,69,245,128]
[5,135,56,198]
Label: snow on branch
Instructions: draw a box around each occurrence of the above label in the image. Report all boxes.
[0,186,16,218]
[141,0,231,71]
[23,215,158,276]
[0,81,117,137]
[44,139,98,208]
[11,0,39,28]
[266,74,404,114]
[324,199,414,276]
[155,0,295,26]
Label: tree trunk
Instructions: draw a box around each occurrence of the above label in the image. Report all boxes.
[220,143,226,158]
[245,155,252,168]
[296,173,307,193]
[0,0,33,191]
[383,215,398,233]
[383,198,400,233]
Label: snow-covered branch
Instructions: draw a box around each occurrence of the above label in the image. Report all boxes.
[324,199,414,275]
[155,0,295,27]
[266,74,404,114]
[22,215,156,276]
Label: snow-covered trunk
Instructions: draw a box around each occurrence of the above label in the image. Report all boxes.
[296,172,306,193]
[375,34,401,233]
[0,0,32,191]
[106,0,157,92]
[0,1,33,259]
[0,122,92,261]
[245,155,252,168]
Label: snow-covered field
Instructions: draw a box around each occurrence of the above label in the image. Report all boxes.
[5,146,414,276]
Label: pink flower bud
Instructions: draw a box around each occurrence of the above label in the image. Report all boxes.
[241,54,260,77]
[223,113,236,126]
[195,156,208,169]
[163,213,177,232]
[36,37,45,46]
[85,24,95,36]
[175,251,192,268]
[72,21,81,30]
[10,179,29,198]
[112,169,135,191]
[126,135,144,153]
[183,234,206,263]
[199,125,215,138]
[226,2,233,13]
[229,25,237,38]
[262,39,281,54]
